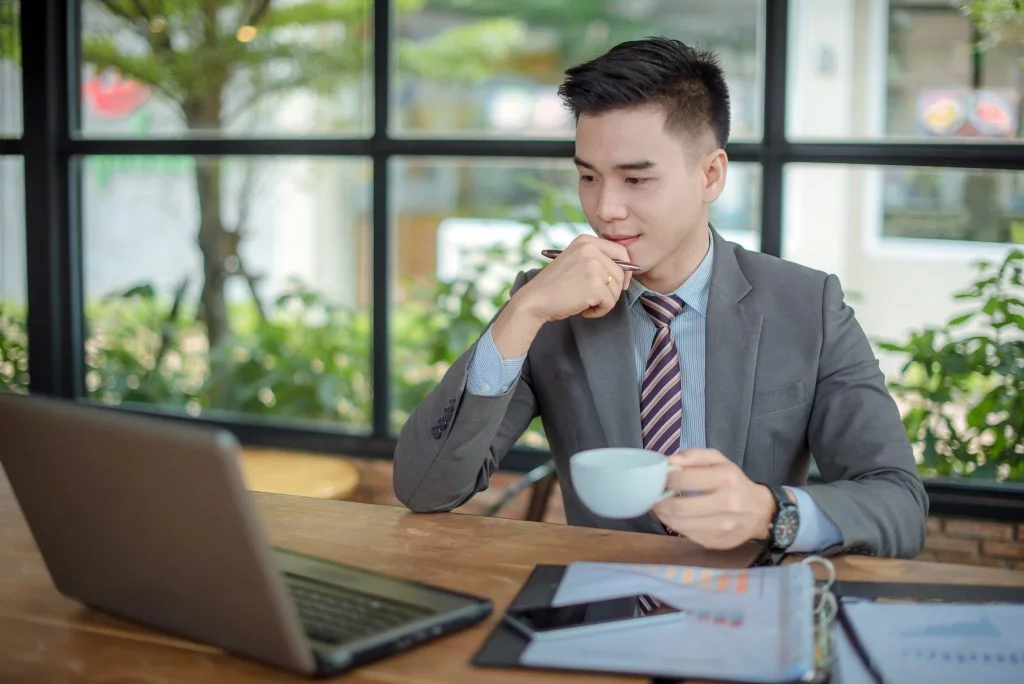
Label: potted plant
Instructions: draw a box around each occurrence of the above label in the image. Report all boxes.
[879,250,1024,482]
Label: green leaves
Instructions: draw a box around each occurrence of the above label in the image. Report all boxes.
[260,0,369,29]
[956,0,1024,52]
[0,302,29,392]
[397,18,529,83]
[878,248,1024,482]
[40,175,565,450]
[81,37,183,102]
[0,0,20,64]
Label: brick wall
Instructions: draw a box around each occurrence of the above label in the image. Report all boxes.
[920,517,1024,570]
[341,457,1023,570]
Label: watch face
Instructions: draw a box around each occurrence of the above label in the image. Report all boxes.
[773,505,800,548]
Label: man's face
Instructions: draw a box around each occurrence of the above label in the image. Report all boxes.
[573,105,725,288]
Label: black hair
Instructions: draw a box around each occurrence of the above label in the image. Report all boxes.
[558,37,731,150]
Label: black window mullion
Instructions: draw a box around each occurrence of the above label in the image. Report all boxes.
[22,0,82,399]
[759,0,788,258]
[371,0,391,440]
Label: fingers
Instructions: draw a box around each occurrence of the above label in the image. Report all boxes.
[666,466,726,494]
[603,260,624,295]
[587,238,631,263]
[674,449,730,467]
[537,235,631,320]
[653,499,750,549]
[658,490,740,519]
[580,256,625,319]
[567,234,632,263]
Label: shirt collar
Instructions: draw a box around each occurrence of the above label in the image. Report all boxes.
[626,231,714,316]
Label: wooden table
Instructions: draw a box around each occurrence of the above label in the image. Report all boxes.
[2,467,1023,683]
[238,448,361,500]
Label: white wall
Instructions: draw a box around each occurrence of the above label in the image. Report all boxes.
[785,0,1019,377]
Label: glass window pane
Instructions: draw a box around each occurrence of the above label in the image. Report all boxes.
[787,0,1024,141]
[0,0,21,136]
[77,1,371,137]
[1,156,27,391]
[390,157,762,437]
[81,155,372,432]
[395,0,764,140]
[783,163,1024,483]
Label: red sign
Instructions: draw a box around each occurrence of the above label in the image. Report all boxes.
[83,72,152,118]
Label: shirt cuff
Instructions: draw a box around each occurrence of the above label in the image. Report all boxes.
[465,326,526,396]
[785,486,844,554]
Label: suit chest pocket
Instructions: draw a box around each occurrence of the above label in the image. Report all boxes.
[750,380,807,419]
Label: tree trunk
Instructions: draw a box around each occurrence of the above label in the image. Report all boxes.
[194,158,231,348]
[185,88,230,349]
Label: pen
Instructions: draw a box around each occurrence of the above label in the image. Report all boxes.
[540,249,643,272]
[836,603,889,684]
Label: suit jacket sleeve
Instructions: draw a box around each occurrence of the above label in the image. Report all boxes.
[801,274,929,558]
[393,271,539,512]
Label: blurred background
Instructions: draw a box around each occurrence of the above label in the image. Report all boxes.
[1,0,1022,565]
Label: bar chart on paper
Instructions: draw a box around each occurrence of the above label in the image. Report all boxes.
[556,563,764,600]
[842,602,1024,684]
[636,566,761,597]
[551,562,797,613]
[522,561,818,683]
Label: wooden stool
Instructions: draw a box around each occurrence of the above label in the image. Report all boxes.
[238,448,360,500]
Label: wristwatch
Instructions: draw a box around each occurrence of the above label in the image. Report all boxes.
[763,483,800,552]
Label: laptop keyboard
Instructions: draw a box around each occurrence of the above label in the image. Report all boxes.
[284,573,435,645]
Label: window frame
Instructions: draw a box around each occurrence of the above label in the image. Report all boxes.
[12,0,1024,519]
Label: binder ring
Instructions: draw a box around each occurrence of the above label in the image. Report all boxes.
[799,555,835,594]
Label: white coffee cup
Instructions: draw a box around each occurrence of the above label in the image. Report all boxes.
[569,447,680,519]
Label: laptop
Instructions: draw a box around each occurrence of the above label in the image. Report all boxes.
[0,393,493,676]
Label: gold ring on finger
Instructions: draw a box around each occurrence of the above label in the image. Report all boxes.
[606,274,613,285]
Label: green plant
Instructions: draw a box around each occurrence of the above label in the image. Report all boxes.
[0,175,583,451]
[0,0,19,64]
[879,250,1024,481]
[0,303,28,392]
[63,176,585,451]
[83,0,528,349]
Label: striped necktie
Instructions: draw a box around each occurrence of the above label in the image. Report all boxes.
[639,293,685,456]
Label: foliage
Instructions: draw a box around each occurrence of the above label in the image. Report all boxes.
[955,0,1024,138]
[0,1,18,64]
[878,250,1024,482]
[7,203,1024,481]
[956,0,1024,52]
[2,177,588,451]
[0,302,28,392]
[80,0,531,350]
[0,0,17,64]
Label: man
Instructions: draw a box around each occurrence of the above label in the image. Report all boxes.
[393,37,928,559]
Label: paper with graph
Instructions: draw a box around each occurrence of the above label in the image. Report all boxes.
[842,601,1024,684]
[518,561,818,683]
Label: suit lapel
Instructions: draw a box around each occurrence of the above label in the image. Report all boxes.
[704,230,762,468]
[571,299,666,534]
[569,297,643,449]
[568,232,761,532]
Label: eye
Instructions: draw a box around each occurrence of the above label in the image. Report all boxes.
[625,177,650,185]
[579,174,596,184]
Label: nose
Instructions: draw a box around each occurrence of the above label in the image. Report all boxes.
[595,185,629,224]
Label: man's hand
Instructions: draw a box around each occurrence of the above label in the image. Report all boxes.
[518,234,632,322]
[490,235,632,358]
[652,449,778,550]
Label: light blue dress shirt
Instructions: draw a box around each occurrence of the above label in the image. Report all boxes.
[466,238,843,553]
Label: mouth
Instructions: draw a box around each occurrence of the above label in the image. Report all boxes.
[602,235,640,247]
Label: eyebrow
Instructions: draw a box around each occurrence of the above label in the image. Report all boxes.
[573,156,656,172]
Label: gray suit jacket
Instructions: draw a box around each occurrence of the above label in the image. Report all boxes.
[394,230,928,558]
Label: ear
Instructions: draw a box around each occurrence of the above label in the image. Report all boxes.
[701,149,728,204]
